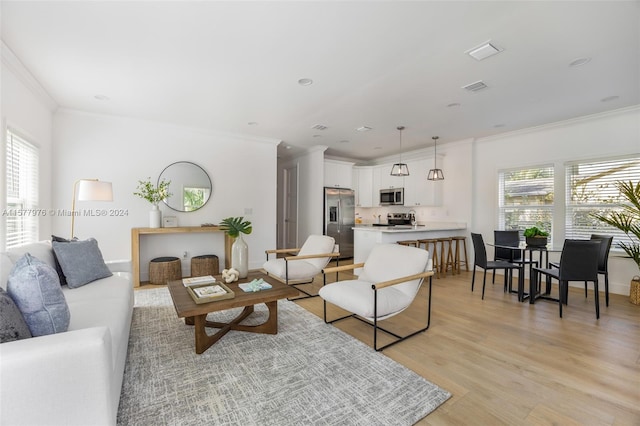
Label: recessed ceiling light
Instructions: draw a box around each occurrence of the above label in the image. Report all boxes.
[447,102,461,108]
[94,94,110,101]
[601,95,620,102]
[569,57,591,67]
[494,123,506,128]
[339,140,349,144]
[466,41,503,61]
[298,78,313,86]
[247,121,258,126]
[311,124,327,130]
[356,126,372,132]
[313,134,322,138]
[373,147,382,150]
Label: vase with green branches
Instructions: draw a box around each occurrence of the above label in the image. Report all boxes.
[219,217,252,278]
[592,180,640,274]
[134,178,172,228]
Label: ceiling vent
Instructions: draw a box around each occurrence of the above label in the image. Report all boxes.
[466,41,503,61]
[462,80,489,92]
[311,124,328,130]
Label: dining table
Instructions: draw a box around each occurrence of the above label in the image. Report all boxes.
[486,241,562,304]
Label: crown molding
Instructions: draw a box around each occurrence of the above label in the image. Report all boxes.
[1,40,58,112]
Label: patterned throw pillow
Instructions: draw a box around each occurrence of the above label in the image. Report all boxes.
[0,287,32,343]
[52,238,112,289]
[7,253,70,337]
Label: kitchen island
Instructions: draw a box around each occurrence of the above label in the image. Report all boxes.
[353,222,467,269]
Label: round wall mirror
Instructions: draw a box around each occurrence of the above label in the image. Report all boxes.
[159,161,212,212]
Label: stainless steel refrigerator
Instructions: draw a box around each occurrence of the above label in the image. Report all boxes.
[323,187,355,259]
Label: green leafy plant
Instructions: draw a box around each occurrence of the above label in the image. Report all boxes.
[134,178,172,205]
[592,180,640,273]
[219,217,252,238]
[523,226,549,238]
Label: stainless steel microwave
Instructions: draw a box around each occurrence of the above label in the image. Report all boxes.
[380,188,404,205]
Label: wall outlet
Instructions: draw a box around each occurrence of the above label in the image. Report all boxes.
[183,251,188,259]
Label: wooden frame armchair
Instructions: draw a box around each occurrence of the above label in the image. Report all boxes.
[263,235,339,300]
[319,244,434,351]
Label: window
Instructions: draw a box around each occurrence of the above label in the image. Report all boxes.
[5,130,39,249]
[498,165,554,238]
[566,156,640,247]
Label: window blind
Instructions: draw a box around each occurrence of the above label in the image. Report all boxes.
[6,130,39,249]
[565,155,640,248]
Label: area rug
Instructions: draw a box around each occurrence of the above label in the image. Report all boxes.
[117,287,450,425]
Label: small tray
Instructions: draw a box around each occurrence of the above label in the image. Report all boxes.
[187,282,235,304]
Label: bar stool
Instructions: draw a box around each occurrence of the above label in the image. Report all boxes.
[418,238,440,278]
[397,240,419,247]
[452,236,469,274]
[438,237,455,277]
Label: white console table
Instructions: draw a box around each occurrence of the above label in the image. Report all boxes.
[131,226,232,287]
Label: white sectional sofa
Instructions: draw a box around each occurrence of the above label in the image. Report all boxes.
[0,241,134,426]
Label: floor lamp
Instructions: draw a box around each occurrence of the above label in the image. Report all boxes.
[71,179,113,238]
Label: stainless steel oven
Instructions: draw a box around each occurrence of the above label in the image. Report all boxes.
[379,188,404,205]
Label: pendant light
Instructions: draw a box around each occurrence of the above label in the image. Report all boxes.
[390,126,410,176]
[427,136,444,180]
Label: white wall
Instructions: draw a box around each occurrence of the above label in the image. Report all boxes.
[472,106,640,295]
[52,109,280,280]
[278,145,326,247]
[0,43,56,250]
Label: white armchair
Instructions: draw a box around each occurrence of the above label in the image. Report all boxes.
[319,243,434,351]
[263,235,339,299]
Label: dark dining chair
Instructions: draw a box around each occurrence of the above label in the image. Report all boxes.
[549,234,613,306]
[471,233,523,300]
[492,230,539,290]
[532,239,600,318]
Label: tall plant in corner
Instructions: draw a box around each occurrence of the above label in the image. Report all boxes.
[219,217,252,279]
[593,180,640,273]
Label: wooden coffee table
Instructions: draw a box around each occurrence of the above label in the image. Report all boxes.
[167,271,299,354]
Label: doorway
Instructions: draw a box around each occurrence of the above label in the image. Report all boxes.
[283,165,298,249]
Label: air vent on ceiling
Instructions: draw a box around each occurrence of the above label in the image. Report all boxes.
[462,80,489,92]
[311,124,328,130]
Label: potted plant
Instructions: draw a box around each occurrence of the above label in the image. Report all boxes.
[134,178,171,228]
[219,217,252,278]
[524,226,549,247]
[592,180,640,274]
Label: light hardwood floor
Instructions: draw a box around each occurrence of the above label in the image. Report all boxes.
[292,264,640,425]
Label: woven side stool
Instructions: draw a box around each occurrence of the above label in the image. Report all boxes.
[452,236,469,274]
[149,256,181,285]
[191,254,219,277]
[418,238,440,279]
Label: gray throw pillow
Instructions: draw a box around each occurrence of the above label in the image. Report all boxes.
[7,253,70,337]
[51,235,78,285]
[52,238,112,288]
[0,287,32,343]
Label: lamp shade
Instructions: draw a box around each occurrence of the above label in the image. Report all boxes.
[78,180,113,201]
[390,163,410,176]
[427,168,445,180]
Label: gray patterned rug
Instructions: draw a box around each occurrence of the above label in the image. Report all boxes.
[117,287,450,425]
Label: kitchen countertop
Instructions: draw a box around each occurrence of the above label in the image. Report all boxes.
[354,222,467,232]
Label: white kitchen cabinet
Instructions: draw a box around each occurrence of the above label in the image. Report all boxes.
[324,159,354,188]
[377,163,405,190]
[353,166,374,207]
[403,157,443,206]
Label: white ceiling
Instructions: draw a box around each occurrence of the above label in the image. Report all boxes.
[2,1,639,161]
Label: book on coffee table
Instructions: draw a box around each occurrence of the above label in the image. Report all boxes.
[187,282,234,304]
[182,275,216,287]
